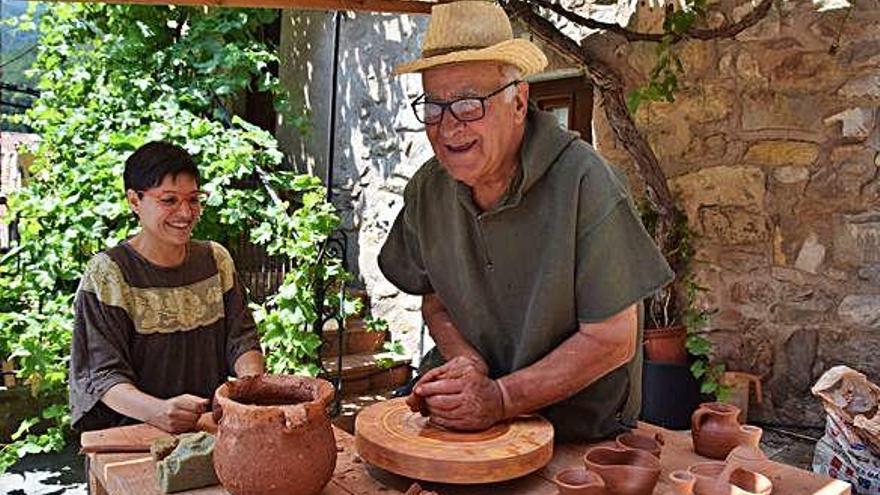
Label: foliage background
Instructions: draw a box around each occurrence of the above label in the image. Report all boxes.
[0,3,346,471]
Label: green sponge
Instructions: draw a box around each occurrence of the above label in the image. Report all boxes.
[154,432,219,493]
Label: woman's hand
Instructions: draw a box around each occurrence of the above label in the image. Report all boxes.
[147,394,210,433]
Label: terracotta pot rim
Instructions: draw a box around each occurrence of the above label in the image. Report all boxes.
[554,467,604,489]
[669,470,694,482]
[644,325,687,337]
[730,467,773,490]
[698,401,740,414]
[583,446,661,472]
[688,460,726,475]
[214,374,335,419]
[616,433,662,456]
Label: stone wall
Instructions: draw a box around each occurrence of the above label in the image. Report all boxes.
[590,0,880,424]
[278,11,432,357]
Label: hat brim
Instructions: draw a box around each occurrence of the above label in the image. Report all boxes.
[392,38,548,77]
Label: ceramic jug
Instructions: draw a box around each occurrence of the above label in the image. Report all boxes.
[583,446,661,495]
[554,467,606,495]
[725,425,769,475]
[212,374,337,495]
[691,402,744,459]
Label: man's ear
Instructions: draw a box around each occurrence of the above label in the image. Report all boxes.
[514,82,529,123]
[125,189,141,216]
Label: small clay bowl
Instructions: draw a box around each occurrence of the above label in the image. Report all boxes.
[688,461,772,495]
[668,470,696,495]
[553,467,605,495]
[583,446,660,495]
[616,431,664,458]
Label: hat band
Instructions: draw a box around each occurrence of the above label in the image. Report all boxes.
[422,44,496,57]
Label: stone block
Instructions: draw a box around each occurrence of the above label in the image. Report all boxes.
[834,211,880,266]
[698,206,769,244]
[858,263,880,283]
[678,41,717,76]
[840,39,880,67]
[743,140,819,167]
[735,51,768,87]
[741,92,825,132]
[714,249,771,274]
[782,327,819,391]
[824,108,877,139]
[772,291,834,323]
[838,294,880,329]
[794,233,826,274]
[772,165,810,184]
[769,51,842,91]
[670,166,765,226]
[838,73,880,99]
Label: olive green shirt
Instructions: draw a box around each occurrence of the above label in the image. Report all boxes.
[379,108,673,441]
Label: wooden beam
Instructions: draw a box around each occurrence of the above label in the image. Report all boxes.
[48,0,435,15]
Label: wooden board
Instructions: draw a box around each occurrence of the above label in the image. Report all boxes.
[81,423,172,453]
[354,397,554,484]
[87,426,404,495]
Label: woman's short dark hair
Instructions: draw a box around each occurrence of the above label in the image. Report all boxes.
[123,141,200,192]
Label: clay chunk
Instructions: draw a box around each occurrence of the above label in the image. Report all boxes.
[150,436,180,462]
[155,432,219,493]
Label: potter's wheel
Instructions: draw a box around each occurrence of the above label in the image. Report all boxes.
[354,398,554,484]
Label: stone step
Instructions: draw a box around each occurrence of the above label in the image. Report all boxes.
[320,318,387,358]
[321,352,411,399]
[331,390,399,434]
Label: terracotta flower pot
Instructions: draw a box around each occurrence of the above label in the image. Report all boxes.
[644,326,688,364]
[691,402,743,459]
[554,467,606,495]
[583,446,661,495]
[212,374,337,495]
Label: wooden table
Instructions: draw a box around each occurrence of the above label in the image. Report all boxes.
[86,422,851,495]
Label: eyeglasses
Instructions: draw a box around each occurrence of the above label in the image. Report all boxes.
[138,190,209,211]
[411,80,521,125]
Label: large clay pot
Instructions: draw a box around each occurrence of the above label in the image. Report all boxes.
[691,402,743,459]
[554,467,606,495]
[212,375,337,495]
[688,461,772,495]
[583,446,661,495]
[616,431,664,458]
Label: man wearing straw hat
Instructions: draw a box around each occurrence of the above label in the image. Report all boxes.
[379,1,673,441]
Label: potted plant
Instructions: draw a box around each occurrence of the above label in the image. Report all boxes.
[638,205,729,428]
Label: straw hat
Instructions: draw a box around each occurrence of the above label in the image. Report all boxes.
[393,1,548,76]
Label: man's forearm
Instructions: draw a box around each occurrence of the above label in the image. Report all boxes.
[234,350,265,377]
[422,293,487,373]
[498,304,638,418]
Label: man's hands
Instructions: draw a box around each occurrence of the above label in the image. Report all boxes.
[406,356,505,431]
[147,394,210,433]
